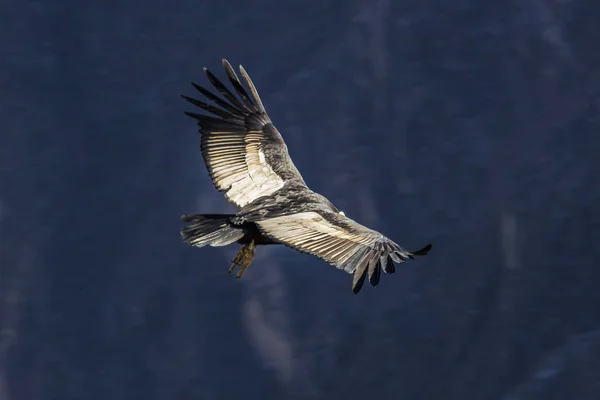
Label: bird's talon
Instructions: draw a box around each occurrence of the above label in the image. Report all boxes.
[228,260,240,274]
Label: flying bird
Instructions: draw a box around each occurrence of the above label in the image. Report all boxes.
[181,59,431,293]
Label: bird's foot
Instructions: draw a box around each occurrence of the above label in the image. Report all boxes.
[229,241,256,278]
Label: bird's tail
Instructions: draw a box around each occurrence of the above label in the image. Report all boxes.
[181,214,244,247]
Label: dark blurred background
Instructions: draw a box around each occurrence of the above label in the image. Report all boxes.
[2,0,600,399]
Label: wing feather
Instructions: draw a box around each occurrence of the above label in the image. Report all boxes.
[222,59,259,112]
[256,211,431,293]
[239,65,265,113]
[203,67,250,112]
[183,59,306,207]
[367,254,381,286]
[181,95,236,120]
[190,82,242,116]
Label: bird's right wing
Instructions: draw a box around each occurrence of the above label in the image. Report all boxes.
[182,59,306,208]
[256,211,431,293]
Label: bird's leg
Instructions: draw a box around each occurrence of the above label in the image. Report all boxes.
[228,249,246,275]
[228,240,256,278]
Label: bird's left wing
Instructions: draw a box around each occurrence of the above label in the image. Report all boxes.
[256,211,431,293]
[182,59,306,208]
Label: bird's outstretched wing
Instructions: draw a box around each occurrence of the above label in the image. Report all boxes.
[182,59,306,207]
[256,211,432,293]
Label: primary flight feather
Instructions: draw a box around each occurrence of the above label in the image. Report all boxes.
[181,59,431,293]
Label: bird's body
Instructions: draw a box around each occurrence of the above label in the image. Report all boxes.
[181,59,431,293]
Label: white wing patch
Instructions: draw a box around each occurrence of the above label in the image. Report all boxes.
[204,130,284,207]
[257,211,376,268]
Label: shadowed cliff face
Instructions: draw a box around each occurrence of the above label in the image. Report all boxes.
[2,0,599,399]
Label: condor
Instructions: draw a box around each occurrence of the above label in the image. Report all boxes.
[181,59,431,293]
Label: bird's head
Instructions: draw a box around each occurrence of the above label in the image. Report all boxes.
[339,211,346,216]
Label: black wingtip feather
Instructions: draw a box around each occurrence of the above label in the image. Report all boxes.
[386,255,396,274]
[203,68,247,111]
[369,261,381,287]
[352,270,367,294]
[221,59,257,113]
[183,111,200,119]
[412,244,432,256]
[238,65,265,113]
[181,94,238,120]
[189,82,242,116]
